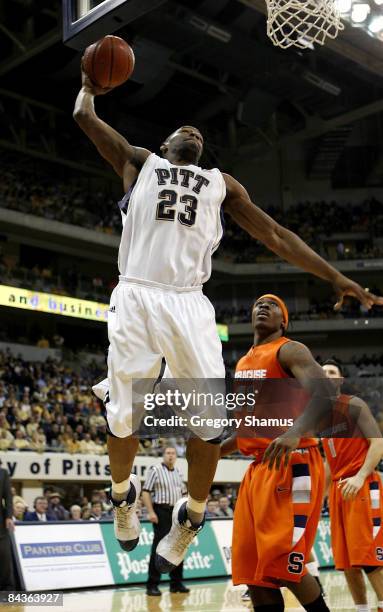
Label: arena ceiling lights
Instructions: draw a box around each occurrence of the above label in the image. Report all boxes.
[335,0,383,40]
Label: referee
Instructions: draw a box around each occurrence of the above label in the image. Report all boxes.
[142,446,190,596]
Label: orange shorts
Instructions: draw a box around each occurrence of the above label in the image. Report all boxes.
[329,471,383,570]
[232,446,324,588]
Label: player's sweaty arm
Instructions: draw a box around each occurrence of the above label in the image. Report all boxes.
[263,342,336,469]
[338,398,383,500]
[73,68,150,186]
[223,174,383,311]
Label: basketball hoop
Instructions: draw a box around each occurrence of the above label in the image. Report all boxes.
[265,0,344,49]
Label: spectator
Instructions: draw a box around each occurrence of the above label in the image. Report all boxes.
[81,507,92,520]
[79,432,102,454]
[47,492,69,520]
[13,500,27,521]
[69,505,82,521]
[216,496,233,517]
[24,497,55,522]
[36,336,50,349]
[13,430,31,450]
[206,500,219,518]
[89,501,105,521]
[0,429,14,450]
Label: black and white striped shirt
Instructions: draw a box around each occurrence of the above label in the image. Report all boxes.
[143,463,187,506]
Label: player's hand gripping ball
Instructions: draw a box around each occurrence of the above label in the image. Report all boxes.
[82,35,135,90]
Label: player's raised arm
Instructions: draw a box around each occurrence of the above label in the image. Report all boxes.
[73,67,151,185]
[222,174,383,311]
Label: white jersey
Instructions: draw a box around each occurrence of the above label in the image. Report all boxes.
[117,153,226,287]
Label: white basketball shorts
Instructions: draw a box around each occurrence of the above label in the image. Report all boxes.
[94,276,226,439]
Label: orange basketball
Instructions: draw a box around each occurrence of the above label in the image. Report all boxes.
[82,35,135,89]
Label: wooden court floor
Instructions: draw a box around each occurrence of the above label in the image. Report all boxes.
[2,571,380,611]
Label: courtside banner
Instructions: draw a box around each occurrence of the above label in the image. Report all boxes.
[13,518,333,590]
[13,520,230,591]
[13,523,113,590]
[0,284,228,340]
[312,518,334,568]
[101,521,228,584]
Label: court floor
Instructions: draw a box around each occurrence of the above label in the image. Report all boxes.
[4,572,381,611]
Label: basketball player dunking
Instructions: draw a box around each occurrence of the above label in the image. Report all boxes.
[322,361,383,612]
[73,68,383,573]
[221,295,331,612]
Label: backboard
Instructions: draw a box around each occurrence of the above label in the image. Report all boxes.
[62,0,166,50]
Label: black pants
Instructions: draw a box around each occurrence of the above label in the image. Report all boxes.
[147,504,184,588]
[0,533,16,590]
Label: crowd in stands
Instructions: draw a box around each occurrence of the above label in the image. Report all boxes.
[11,483,237,523]
[1,162,383,264]
[0,166,121,234]
[0,348,189,456]
[220,198,383,264]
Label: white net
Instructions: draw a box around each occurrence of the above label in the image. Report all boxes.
[266,0,345,49]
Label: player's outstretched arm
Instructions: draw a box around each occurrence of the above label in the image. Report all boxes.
[73,67,151,185]
[222,174,383,311]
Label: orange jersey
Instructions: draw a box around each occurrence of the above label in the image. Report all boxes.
[234,337,317,454]
[322,394,369,480]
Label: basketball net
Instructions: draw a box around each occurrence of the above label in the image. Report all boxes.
[265,0,344,49]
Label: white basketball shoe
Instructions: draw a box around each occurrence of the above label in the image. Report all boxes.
[110,473,141,551]
[155,497,204,573]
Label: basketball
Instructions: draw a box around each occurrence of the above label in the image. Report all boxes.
[82,35,135,89]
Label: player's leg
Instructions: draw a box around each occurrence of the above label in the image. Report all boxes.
[364,473,383,610]
[282,575,329,611]
[155,436,222,572]
[155,289,226,571]
[343,568,368,608]
[185,437,221,524]
[231,464,261,585]
[336,472,383,610]
[365,567,383,610]
[98,283,163,550]
[231,463,286,608]
[275,448,329,611]
[106,435,139,496]
[247,586,285,610]
[306,551,325,597]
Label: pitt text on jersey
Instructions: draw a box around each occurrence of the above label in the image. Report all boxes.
[155,168,210,193]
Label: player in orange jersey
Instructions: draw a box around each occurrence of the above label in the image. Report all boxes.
[322,360,383,612]
[221,294,332,611]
